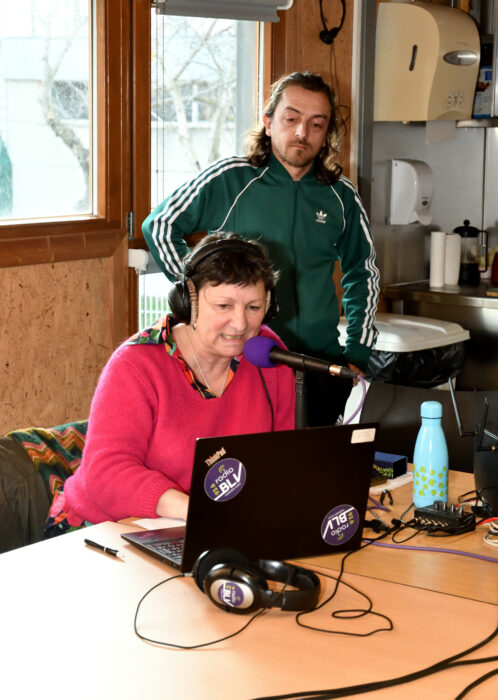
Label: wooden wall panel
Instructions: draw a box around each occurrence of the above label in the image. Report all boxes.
[0,249,128,434]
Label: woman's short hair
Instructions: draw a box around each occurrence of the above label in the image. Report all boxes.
[185,232,279,293]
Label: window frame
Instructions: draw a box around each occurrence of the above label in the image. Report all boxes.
[0,0,137,269]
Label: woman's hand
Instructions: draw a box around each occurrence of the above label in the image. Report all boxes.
[156,489,189,520]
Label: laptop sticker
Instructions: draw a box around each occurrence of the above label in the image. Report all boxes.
[351,427,376,444]
[204,458,246,502]
[321,505,359,545]
[214,581,252,609]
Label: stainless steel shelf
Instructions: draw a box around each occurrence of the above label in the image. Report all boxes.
[383,281,498,309]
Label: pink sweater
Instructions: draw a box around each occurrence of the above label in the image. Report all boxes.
[63,327,295,523]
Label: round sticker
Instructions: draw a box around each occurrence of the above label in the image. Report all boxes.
[321,504,359,546]
[215,581,246,608]
[204,458,246,502]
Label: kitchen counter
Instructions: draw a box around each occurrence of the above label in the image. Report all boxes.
[383,280,498,308]
[382,280,498,391]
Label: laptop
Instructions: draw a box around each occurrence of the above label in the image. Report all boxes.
[121,422,377,573]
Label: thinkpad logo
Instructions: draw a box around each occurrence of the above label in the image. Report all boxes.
[316,210,327,224]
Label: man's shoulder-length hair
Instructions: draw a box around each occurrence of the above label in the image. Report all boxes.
[244,71,346,185]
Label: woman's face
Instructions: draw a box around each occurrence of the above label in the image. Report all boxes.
[194,280,267,359]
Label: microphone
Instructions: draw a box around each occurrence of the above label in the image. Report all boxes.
[243,336,357,379]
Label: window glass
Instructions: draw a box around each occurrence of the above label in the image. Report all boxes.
[151,14,258,205]
[0,0,92,220]
[139,12,260,330]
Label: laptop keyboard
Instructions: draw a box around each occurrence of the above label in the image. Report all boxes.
[148,538,184,564]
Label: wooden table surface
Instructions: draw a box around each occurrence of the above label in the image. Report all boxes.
[0,519,497,700]
[302,470,498,605]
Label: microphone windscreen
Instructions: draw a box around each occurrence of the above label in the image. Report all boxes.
[243,336,279,368]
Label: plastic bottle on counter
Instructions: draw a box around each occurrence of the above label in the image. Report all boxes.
[412,401,449,508]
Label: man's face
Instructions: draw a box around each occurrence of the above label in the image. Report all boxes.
[263,84,331,180]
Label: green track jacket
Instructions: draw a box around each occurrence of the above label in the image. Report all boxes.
[143,154,380,371]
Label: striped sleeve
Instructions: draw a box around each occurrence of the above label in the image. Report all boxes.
[332,177,380,369]
[142,157,252,280]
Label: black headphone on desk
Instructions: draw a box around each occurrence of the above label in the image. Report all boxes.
[168,238,279,326]
[192,548,321,614]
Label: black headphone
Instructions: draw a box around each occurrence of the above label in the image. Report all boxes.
[168,238,278,326]
[319,0,346,45]
[192,548,321,614]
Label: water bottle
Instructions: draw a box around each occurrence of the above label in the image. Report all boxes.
[412,401,448,508]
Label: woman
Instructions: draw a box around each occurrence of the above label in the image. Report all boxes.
[45,232,295,534]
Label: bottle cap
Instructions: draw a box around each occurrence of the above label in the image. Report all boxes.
[420,400,442,418]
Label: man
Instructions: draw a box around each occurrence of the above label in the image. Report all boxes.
[143,71,379,427]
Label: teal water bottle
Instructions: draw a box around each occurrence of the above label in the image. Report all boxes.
[412,401,449,507]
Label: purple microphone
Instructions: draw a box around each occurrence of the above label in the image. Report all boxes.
[243,336,280,368]
[243,336,356,379]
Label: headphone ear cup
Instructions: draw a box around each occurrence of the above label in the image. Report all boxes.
[192,548,251,592]
[168,275,191,323]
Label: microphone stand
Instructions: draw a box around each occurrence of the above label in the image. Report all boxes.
[295,370,307,430]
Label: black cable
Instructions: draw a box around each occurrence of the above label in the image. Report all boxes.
[133,572,279,649]
[133,538,394,647]
[251,624,498,699]
[454,667,498,700]
[295,533,393,637]
[391,520,424,543]
[258,367,274,432]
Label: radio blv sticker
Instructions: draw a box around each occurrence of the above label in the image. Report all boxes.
[216,581,245,607]
[321,504,359,545]
[205,458,246,502]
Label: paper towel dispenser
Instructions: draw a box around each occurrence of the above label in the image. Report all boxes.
[374,1,480,121]
[389,159,433,226]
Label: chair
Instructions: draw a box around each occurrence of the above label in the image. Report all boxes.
[0,420,87,553]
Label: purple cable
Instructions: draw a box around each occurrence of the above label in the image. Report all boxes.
[343,374,367,425]
[363,539,498,564]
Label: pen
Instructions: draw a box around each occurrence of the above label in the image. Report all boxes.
[84,538,125,560]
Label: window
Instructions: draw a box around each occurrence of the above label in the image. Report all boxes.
[0,0,93,220]
[151,13,259,205]
[137,10,262,330]
[0,0,133,275]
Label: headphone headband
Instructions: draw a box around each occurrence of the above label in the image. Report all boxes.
[184,240,264,277]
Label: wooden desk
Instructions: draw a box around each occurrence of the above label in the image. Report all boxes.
[0,516,497,700]
[303,470,498,605]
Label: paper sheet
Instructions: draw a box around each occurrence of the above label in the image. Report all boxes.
[131,516,186,530]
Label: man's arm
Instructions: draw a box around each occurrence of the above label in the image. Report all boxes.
[142,157,251,280]
[143,183,204,281]
[335,179,380,372]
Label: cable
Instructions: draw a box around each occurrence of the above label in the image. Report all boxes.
[454,667,498,700]
[484,520,498,548]
[133,538,394,647]
[295,534,393,638]
[252,624,498,699]
[343,374,366,425]
[365,539,498,564]
[134,572,279,649]
[258,367,274,432]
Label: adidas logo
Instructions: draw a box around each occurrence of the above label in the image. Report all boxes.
[316,210,327,224]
